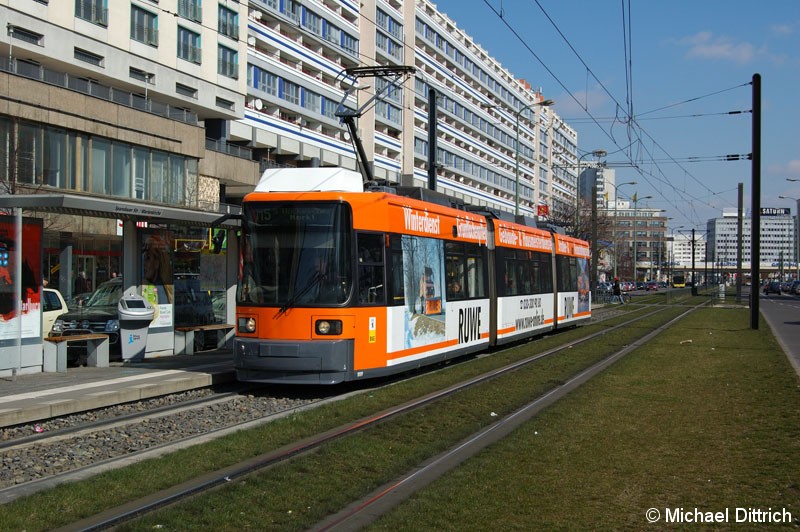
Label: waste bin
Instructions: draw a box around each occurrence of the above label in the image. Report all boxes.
[118,293,155,361]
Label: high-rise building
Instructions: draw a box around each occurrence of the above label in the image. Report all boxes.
[239,0,576,217]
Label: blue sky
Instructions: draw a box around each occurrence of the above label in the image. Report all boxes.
[430,0,800,230]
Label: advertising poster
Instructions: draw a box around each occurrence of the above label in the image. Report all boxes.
[0,216,42,340]
[141,229,174,328]
[401,234,446,349]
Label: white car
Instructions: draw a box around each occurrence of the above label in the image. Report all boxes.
[42,287,68,336]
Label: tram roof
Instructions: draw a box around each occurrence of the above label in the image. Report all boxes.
[0,193,241,228]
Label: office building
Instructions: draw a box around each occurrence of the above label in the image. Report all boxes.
[706,207,796,273]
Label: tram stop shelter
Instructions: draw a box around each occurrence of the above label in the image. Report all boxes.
[0,193,241,377]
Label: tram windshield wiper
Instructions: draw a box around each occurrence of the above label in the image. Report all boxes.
[276,270,323,316]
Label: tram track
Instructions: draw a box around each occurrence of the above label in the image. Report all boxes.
[60,302,695,531]
[0,385,337,503]
[0,387,245,451]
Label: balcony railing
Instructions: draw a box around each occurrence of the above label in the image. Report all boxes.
[0,57,198,125]
[205,138,252,160]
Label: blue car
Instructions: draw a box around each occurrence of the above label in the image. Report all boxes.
[763,281,781,295]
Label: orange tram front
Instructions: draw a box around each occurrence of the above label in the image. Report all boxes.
[234,172,591,384]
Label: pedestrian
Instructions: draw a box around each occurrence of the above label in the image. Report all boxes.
[74,271,90,294]
[612,278,625,305]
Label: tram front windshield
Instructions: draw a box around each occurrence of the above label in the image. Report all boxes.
[238,202,352,307]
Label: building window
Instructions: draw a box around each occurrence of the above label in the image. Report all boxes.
[216,97,235,111]
[178,27,201,64]
[341,32,358,58]
[217,45,238,79]
[280,79,300,105]
[175,82,198,99]
[248,65,276,95]
[2,118,200,207]
[304,10,322,36]
[321,97,338,120]
[74,47,104,67]
[281,0,300,23]
[218,4,238,41]
[8,26,44,46]
[129,67,153,84]
[304,91,321,114]
[75,0,108,27]
[178,0,202,22]
[323,23,340,47]
[131,5,159,47]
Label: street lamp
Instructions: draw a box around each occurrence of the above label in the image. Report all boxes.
[631,193,653,282]
[611,180,637,279]
[513,98,554,216]
[779,194,800,279]
[575,149,607,236]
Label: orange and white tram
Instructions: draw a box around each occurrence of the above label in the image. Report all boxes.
[234,168,591,384]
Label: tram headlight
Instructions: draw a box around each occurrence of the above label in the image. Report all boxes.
[238,317,256,333]
[315,319,342,335]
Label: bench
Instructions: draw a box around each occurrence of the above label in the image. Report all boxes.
[44,334,110,372]
[174,324,235,355]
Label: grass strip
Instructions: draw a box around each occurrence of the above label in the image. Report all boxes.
[369,307,800,530]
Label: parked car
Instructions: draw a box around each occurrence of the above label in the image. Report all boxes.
[763,281,781,295]
[597,282,613,294]
[42,287,68,337]
[51,277,124,364]
[791,280,800,295]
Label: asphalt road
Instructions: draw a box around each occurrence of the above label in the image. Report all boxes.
[758,292,800,377]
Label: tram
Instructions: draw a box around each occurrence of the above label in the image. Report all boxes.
[233,168,591,384]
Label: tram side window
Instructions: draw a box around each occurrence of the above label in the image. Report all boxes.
[503,250,539,297]
[445,242,486,300]
[539,252,554,293]
[503,253,518,297]
[357,232,385,305]
[556,256,578,292]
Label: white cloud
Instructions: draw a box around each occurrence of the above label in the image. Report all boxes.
[766,159,800,178]
[769,23,793,37]
[676,31,756,64]
[786,160,800,176]
[555,84,611,117]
